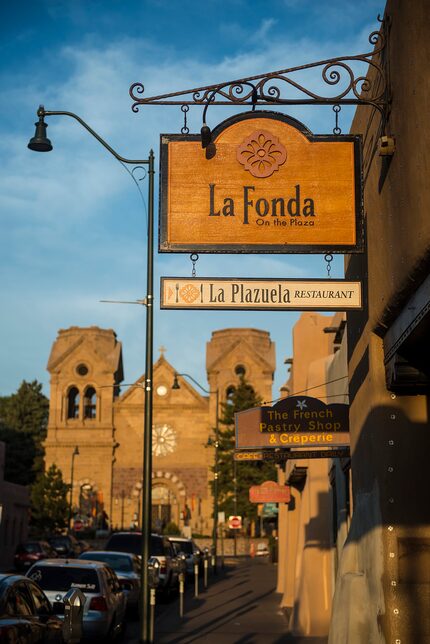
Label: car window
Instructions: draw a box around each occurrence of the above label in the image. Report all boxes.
[105,567,120,593]
[27,581,52,615]
[151,537,165,556]
[29,566,100,592]
[80,552,132,572]
[132,557,141,575]
[13,584,34,616]
[171,541,193,555]
[105,534,142,555]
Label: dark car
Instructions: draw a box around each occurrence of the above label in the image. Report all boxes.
[14,541,58,571]
[104,532,177,597]
[0,573,65,642]
[47,534,82,558]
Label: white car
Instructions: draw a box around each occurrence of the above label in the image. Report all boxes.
[27,559,126,640]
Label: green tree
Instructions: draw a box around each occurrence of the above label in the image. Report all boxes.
[215,376,276,522]
[0,380,49,483]
[30,464,70,533]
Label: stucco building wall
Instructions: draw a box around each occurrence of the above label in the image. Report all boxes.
[329,2,430,642]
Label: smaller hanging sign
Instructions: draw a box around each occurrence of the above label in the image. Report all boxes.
[234,447,350,461]
[235,396,349,450]
[249,481,291,504]
[161,277,362,311]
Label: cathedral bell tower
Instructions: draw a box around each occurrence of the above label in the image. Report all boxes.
[44,326,123,527]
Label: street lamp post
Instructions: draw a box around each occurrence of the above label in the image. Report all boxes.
[68,446,80,529]
[172,372,219,568]
[28,106,155,644]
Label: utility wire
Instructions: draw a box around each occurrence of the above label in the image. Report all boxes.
[263,375,349,405]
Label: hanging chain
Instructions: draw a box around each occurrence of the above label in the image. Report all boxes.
[324,253,333,278]
[181,104,190,134]
[190,253,199,277]
[332,104,341,135]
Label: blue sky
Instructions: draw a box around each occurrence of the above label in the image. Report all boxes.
[1,0,385,398]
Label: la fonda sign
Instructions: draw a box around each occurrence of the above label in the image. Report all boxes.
[159,111,363,254]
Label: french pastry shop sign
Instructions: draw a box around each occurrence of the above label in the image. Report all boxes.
[235,396,350,450]
[159,111,363,253]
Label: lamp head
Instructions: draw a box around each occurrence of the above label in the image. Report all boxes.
[73,446,80,456]
[172,374,180,390]
[200,124,212,149]
[28,107,53,152]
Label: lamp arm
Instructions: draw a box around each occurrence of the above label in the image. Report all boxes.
[176,372,211,395]
[37,106,149,166]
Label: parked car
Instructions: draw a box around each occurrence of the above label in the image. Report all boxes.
[0,573,66,642]
[104,532,177,597]
[168,537,203,577]
[79,551,141,611]
[14,541,58,571]
[47,534,82,558]
[27,558,126,640]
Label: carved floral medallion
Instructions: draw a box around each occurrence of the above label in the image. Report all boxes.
[236,130,287,178]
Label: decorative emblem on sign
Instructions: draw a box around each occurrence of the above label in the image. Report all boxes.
[236,129,287,178]
[179,283,200,303]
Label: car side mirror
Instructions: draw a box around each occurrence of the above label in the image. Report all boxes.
[62,588,85,643]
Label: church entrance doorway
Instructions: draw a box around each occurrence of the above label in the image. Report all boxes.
[151,484,178,532]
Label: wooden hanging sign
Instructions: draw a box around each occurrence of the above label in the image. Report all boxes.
[160,277,362,310]
[159,111,363,254]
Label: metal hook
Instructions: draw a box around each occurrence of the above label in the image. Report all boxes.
[190,253,199,278]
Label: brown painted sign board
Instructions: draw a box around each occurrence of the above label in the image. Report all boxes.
[234,448,350,462]
[235,396,349,450]
[249,480,291,504]
[161,277,362,310]
[159,111,363,254]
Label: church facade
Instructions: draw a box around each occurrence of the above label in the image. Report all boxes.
[44,326,275,533]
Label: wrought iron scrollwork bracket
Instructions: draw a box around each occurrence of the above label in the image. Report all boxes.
[130,18,390,128]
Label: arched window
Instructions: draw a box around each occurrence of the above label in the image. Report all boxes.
[235,364,246,377]
[84,387,97,419]
[226,385,236,405]
[67,387,80,419]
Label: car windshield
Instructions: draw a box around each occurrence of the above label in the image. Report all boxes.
[48,537,69,548]
[21,542,42,553]
[81,553,132,572]
[28,566,100,592]
[172,541,193,555]
[105,534,164,556]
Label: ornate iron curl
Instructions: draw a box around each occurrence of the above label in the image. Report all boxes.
[129,25,388,119]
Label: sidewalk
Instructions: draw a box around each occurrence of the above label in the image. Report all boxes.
[128,557,328,644]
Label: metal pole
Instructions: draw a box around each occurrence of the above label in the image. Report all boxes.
[27,107,154,644]
[149,588,156,643]
[140,150,155,644]
[179,574,185,618]
[68,449,77,529]
[213,389,219,572]
[194,563,199,598]
[233,459,237,557]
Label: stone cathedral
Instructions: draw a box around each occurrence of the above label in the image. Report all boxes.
[44,326,275,533]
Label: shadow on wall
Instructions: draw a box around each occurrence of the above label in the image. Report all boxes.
[330,403,430,643]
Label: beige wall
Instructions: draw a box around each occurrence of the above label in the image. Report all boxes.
[330,2,430,642]
[278,312,345,637]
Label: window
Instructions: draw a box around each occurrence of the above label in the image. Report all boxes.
[226,385,236,403]
[28,580,51,616]
[235,364,246,376]
[76,363,89,376]
[84,387,97,419]
[67,387,80,419]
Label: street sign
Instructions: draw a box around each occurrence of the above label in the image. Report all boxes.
[161,277,362,311]
[159,112,363,254]
[228,515,242,530]
[249,480,291,503]
[235,396,350,450]
[263,503,279,517]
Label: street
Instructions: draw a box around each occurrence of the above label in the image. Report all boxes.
[123,558,328,644]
